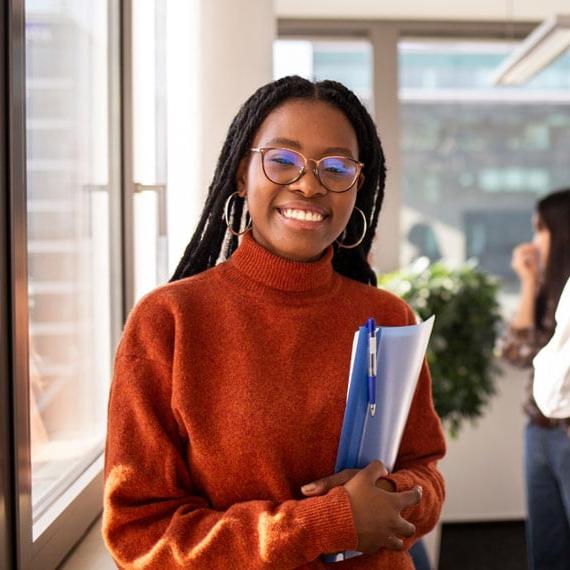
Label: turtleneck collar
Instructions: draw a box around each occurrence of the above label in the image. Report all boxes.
[228,232,335,293]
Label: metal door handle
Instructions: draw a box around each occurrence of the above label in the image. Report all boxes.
[133,183,167,236]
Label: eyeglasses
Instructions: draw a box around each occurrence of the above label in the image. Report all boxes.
[250,147,363,193]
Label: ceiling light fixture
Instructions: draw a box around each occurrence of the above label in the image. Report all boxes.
[493,14,570,86]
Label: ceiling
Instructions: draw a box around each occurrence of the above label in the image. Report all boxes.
[275,0,570,23]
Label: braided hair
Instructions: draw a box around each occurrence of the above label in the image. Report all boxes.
[170,75,386,286]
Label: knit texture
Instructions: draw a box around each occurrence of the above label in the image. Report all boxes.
[103,232,446,569]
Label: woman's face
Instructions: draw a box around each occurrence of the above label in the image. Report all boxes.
[532,213,551,270]
[236,99,361,262]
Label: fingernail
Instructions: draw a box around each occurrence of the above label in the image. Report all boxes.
[301,483,316,494]
[417,486,423,497]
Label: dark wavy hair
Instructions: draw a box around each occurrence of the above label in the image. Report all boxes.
[170,75,386,286]
[535,187,570,329]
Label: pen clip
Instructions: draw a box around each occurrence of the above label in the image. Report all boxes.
[366,318,377,416]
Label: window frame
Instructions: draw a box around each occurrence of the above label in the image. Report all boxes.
[4,0,127,568]
[1,1,19,568]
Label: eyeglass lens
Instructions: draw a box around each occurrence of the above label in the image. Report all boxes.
[262,148,358,192]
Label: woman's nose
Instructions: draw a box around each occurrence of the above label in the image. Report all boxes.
[293,165,327,197]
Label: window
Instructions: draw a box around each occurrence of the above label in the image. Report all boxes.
[274,39,373,112]
[132,0,169,301]
[25,0,121,536]
[399,40,570,293]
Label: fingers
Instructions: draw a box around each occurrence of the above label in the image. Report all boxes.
[301,469,358,495]
[397,485,423,510]
[382,519,416,552]
[514,242,535,255]
[361,460,388,484]
[383,535,404,551]
[512,244,538,272]
[301,461,388,496]
[393,516,416,538]
[375,477,396,492]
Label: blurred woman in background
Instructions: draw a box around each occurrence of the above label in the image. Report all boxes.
[501,188,570,570]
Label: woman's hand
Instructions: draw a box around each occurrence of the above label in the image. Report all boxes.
[510,242,540,328]
[511,242,539,285]
[301,461,421,554]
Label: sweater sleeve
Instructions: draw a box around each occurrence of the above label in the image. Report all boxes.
[381,308,446,547]
[102,296,357,569]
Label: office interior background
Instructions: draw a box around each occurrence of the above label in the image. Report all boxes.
[1,0,570,568]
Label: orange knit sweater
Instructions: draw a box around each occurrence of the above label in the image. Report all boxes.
[103,233,446,569]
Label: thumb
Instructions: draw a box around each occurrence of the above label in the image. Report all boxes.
[398,485,423,510]
[361,460,388,484]
[301,469,358,495]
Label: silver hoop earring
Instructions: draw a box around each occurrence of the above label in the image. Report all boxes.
[336,207,367,249]
[224,191,252,236]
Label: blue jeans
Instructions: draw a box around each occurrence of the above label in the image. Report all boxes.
[525,423,570,570]
[410,539,431,570]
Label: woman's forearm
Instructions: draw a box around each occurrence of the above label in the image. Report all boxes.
[511,281,537,330]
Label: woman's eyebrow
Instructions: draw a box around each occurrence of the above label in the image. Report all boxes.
[322,146,355,156]
[264,137,302,149]
[263,137,355,157]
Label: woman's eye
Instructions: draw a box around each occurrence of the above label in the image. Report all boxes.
[272,157,294,165]
[325,166,345,174]
[324,163,351,175]
[270,155,297,167]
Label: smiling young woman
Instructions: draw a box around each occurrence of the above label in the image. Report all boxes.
[102,76,446,569]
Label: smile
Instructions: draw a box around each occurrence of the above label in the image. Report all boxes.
[279,208,325,222]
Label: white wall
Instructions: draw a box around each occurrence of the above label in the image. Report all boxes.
[166,0,275,274]
[440,362,528,522]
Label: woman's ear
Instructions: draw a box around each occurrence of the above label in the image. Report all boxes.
[357,173,365,191]
[236,157,249,198]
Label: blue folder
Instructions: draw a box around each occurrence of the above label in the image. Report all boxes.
[323,316,435,563]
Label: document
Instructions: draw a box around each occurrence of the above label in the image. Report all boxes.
[324,316,435,563]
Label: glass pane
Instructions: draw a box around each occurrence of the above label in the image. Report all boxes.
[133,0,168,301]
[399,41,570,303]
[274,39,373,113]
[25,0,117,525]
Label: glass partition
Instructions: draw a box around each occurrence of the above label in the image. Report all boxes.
[25,0,119,531]
[132,0,169,301]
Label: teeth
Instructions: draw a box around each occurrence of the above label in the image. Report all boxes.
[282,208,324,222]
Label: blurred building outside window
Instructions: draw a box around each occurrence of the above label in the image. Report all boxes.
[399,40,570,308]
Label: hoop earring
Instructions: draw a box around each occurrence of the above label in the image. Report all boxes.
[224,191,252,236]
[336,207,367,249]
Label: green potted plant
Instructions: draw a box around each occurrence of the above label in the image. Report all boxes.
[379,258,502,437]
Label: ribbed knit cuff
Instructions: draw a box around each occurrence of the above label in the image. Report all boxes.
[383,471,422,525]
[296,486,358,555]
[382,471,415,493]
